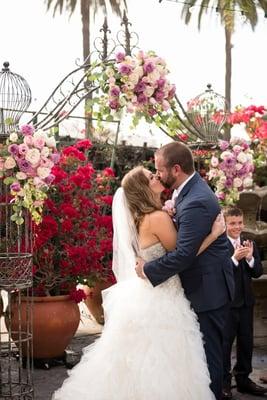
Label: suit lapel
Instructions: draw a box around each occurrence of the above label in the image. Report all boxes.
[175,173,201,206]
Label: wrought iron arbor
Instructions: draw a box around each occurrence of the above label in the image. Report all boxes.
[23,12,228,146]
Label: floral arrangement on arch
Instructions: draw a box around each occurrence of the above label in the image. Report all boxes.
[91,50,185,139]
[32,139,118,302]
[0,125,59,225]
[208,138,254,206]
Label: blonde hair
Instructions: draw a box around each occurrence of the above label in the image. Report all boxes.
[121,166,161,231]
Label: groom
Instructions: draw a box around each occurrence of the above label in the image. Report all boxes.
[136,142,235,400]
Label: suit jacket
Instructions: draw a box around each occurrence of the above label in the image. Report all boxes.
[228,238,263,308]
[144,173,235,313]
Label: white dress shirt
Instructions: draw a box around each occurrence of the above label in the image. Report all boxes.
[228,236,254,268]
[171,172,196,201]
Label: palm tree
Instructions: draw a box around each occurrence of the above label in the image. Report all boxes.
[45,0,127,62]
[181,1,267,114]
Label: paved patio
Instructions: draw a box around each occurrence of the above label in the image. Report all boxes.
[33,307,267,400]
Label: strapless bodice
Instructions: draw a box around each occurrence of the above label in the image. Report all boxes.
[139,242,166,263]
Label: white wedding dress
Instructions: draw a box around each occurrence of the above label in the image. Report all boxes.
[53,242,215,400]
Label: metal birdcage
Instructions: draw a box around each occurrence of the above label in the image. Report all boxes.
[0,63,33,399]
[0,179,33,400]
[0,62,32,138]
[186,84,229,143]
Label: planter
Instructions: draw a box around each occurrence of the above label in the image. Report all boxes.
[6,294,80,359]
[83,281,112,325]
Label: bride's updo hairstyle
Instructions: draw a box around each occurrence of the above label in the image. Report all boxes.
[121,166,161,231]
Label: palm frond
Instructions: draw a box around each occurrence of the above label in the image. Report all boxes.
[181,0,198,25]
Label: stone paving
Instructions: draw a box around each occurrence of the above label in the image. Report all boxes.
[33,310,267,400]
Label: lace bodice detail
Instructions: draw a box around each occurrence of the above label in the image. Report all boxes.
[139,242,182,291]
[139,242,166,262]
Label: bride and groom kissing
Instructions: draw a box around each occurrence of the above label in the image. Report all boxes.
[53,141,234,400]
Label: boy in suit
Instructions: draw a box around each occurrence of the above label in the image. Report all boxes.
[222,206,266,399]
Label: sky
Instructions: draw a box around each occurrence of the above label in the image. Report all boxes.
[0,0,267,146]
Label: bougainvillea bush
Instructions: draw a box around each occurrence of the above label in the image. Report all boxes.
[32,139,118,302]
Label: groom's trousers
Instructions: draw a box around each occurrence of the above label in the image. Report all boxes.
[197,304,229,400]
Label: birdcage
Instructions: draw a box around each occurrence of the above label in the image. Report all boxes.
[0,63,33,399]
[186,84,229,144]
[0,62,31,139]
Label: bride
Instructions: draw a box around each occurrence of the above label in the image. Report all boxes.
[53,166,225,400]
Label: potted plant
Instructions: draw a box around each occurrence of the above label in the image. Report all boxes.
[27,138,117,358]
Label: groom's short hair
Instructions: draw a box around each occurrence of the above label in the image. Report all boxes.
[156,142,195,174]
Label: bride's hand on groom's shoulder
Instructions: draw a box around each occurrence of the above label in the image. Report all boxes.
[135,257,147,279]
[211,212,226,239]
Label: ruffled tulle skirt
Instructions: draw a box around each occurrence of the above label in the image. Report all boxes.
[53,276,215,400]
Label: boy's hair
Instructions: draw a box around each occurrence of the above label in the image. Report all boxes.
[223,206,243,219]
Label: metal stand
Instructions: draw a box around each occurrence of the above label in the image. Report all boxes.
[0,180,34,400]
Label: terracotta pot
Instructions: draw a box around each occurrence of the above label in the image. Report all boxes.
[83,281,112,325]
[6,295,80,359]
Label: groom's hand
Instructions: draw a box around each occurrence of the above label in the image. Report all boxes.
[135,257,147,279]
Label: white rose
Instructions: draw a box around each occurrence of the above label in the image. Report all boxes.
[45,136,56,148]
[233,177,243,188]
[144,86,155,97]
[4,156,16,169]
[105,67,115,77]
[147,69,160,83]
[235,163,243,171]
[232,145,242,153]
[243,177,253,188]
[9,132,18,142]
[33,129,47,140]
[41,146,50,158]
[210,156,219,167]
[37,167,50,179]
[16,172,27,180]
[220,151,232,160]
[246,153,253,162]
[25,148,41,165]
[236,152,247,164]
[128,73,139,86]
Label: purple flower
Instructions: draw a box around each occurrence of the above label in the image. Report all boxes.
[110,85,120,97]
[8,144,19,155]
[157,78,166,89]
[224,157,236,168]
[154,90,165,102]
[10,182,21,192]
[219,140,230,151]
[225,178,233,188]
[17,159,32,173]
[137,93,148,104]
[143,61,155,74]
[20,125,34,136]
[148,107,157,116]
[168,85,176,99]
[44,174,55,185]
[109,99,120,110]
[134,80,146,94]
[50,153,60,164]
[118,63,133,75]
[115,52,125,63]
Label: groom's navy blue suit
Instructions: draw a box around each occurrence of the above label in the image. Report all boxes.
[144,173,235,400]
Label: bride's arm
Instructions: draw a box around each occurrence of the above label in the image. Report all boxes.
[197,212,225,255]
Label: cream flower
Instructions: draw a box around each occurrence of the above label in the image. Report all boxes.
[236,152,247,164]
[4,156,16,169]
[25,148,41,165]
[9,132,18,142]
